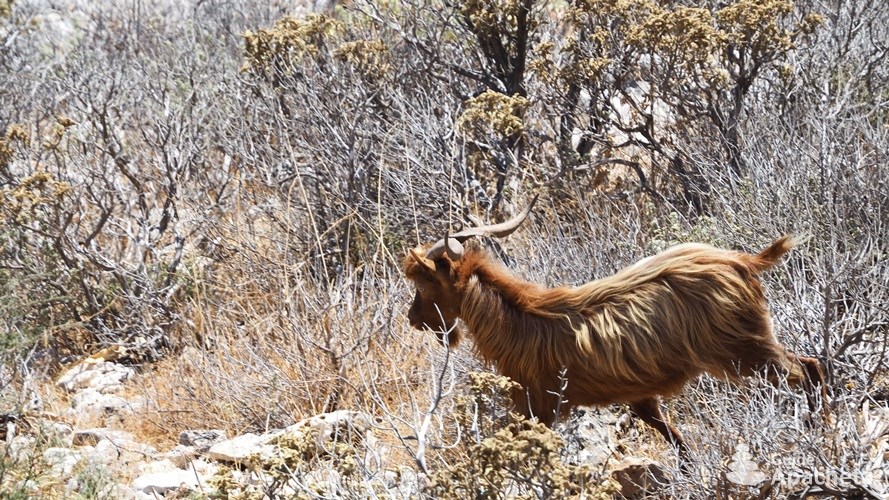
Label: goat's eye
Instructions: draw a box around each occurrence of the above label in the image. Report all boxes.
[416,285,427,294]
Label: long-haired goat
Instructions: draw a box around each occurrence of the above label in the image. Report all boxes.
[403,197,827,455]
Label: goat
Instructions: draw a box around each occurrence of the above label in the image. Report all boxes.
[403,197,827,456]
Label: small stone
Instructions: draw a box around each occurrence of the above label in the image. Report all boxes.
[283,410,374,447]
[179,429,227,450]
[102,483,140,499]
[85,438,156,466]
[139,459,177,475]
[190,458,219,478]
[66,477,80,491]
[385,467,421,498]
[560,409,614,467]
[304,469,342,495]
[67,390,142,421]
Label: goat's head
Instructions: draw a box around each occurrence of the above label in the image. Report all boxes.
[403,195,538,347]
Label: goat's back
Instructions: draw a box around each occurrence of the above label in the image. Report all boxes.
[557,238,795,402]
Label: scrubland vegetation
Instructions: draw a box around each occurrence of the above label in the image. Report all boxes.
[1,0,887,497]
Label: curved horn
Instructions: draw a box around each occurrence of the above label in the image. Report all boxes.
[450,194,539,242]
[425,194,539,261]
[425,234,465,261]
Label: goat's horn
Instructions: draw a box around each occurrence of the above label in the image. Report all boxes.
[443,230,464,260]
[450,194,539,242]
[425,195,538,261]
[425,234,465,261]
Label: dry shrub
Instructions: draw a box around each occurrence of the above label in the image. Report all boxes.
[427,372,620,499]
[208,423,373,498]
[242,14,343,73]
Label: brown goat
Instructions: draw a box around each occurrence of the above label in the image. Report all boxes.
[403,199,827,456]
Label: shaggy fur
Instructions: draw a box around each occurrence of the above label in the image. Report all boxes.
[404,236,827,452]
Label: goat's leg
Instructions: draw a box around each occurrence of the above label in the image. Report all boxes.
[630,397,689,458]
[774,353,828,416]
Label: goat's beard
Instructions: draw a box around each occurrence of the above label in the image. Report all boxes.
[436,325,462,348]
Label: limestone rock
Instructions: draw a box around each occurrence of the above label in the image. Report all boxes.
[56,359,134,394]
[191,458,219,477]
[37,419,74,446]
[7,435,36,460]
[304,469,343,495]
[42,447,81,475]
[78,437,157,468]
[302,410,371,433]
[384,467,422,498]
[138,458,177,475]
[560,408,615,467]
[131,469,200,495]
[132,458,219,497]
[282,410,375,449]
[206,433,275,464]
[68,389,138,421]
[100,437,157,460]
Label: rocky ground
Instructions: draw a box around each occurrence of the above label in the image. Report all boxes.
[1,349,678,498]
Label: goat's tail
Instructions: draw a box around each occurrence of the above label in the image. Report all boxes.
[748,235,799,272]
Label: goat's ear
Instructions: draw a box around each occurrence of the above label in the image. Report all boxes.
[410,248,436,273]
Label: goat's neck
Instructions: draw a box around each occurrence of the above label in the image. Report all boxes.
[456,258,552,363]
[461,263,582,386]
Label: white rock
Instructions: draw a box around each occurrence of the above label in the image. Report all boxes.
[191,458,219,477]
[68,389,134,417]
[560,409,615,467]
[83,438,156,467]
[132,469,199,495]
[139,459,176,475]
[206,433,275,464]
[385,467,421,498]
[37,420,74,446]
[56,359,134,394]
[102,483,140,499]
[19,479,39,494]
[283,410,374,448]
[727,442,767,486]
[132,458,217,495]
[43,447,82,475]
[304,469,342,495]
[8,435,36,460]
